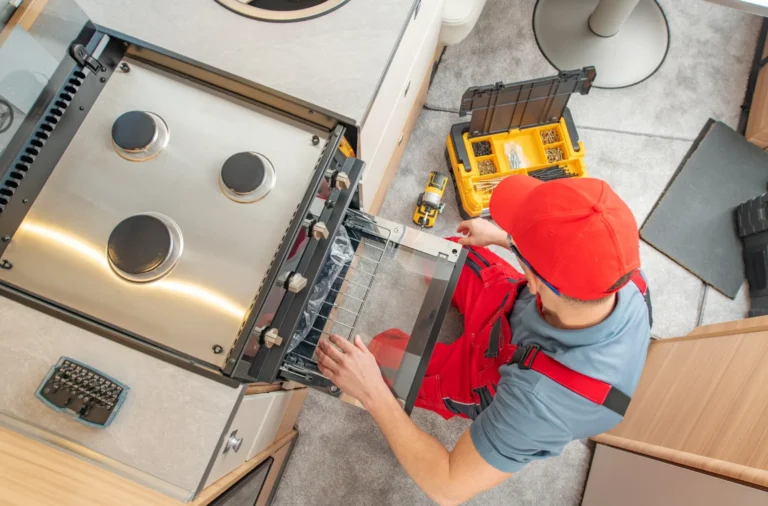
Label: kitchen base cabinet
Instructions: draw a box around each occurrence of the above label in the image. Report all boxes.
[205,388,305,489]
[589,316,768,501]
[358,0,445,211]
[583,444,768,506]
[367,50,436,214]
[202,432,298,506]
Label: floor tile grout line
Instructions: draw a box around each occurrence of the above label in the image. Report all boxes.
[696,282,709,327]
[575,125,696,143]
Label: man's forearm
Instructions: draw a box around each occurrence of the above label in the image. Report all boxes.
[365,393,456,505]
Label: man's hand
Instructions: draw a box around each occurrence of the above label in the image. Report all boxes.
[456,219,508,248]
[315,334,391,408]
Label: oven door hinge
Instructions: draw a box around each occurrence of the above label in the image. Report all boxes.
[69,43,105,73]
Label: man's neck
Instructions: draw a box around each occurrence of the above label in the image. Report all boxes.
[540,294,618,330]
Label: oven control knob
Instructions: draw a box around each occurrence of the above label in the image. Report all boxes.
[278,272,307,293]
[311,222,329,241]
[287,274,307,293]
[334,171,351,190]
[264,328,283,349]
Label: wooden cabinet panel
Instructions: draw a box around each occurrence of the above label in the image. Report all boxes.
[594,330,768,487]
[0,423,297,506]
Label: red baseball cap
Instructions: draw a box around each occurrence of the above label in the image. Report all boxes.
[489,175,640,300]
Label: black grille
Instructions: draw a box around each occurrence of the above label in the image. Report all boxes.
[0,70,85,213]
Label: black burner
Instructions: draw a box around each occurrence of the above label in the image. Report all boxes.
[221,152,266,194]
[107,215,171,275]
[216,0,349,22]
[112,111,157,151]
[243,0,330,11]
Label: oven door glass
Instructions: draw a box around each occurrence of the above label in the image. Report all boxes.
[280,210,467,413]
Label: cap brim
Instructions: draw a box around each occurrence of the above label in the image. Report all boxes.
[489,175,542,235]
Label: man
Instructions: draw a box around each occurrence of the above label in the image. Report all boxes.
[315,175,651,505]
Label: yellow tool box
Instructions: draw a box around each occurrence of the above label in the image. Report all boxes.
[446,67,596,219]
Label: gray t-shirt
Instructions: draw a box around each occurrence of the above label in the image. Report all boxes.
[469,278,651,472]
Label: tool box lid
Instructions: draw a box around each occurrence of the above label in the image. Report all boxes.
[459,67,596,138]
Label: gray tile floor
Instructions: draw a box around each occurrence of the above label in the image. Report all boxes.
[274,1,762,505]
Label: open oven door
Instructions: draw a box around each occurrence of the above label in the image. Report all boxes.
[233,129,467,414]
[278,210,467,414]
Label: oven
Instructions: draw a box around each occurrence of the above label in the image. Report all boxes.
[0,11,466,414]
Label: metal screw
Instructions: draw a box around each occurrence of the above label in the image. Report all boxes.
[79,106,85,111]
[119,62,130,73]
[99,77,106,83]
[22,199,28,204]
[311,135,320,146]
[1,236,9,242]
[308,110,314,115]
[212,345,223,354]
[329,385,340,394]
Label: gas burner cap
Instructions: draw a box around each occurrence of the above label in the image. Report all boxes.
[111,111,169,162]
[107,213,183,282]
[219,152,276,203]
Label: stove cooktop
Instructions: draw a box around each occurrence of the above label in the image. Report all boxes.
[0,59,329,367]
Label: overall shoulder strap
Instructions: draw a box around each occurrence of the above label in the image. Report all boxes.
[629,270,653,328]
[507,271,652,416]
[510,345,631,416]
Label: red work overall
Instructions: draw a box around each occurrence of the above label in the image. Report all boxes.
[369,238,649,420]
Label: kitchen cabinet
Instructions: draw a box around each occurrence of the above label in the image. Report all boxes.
[206,388,305,490]
[590,316,768,498]
[358,0,445,212]
[583,444,768,506]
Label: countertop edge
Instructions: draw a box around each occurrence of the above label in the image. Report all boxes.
[92,0,421,127]
[95,24,359,127]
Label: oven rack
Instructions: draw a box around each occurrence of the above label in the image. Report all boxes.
[280,210,396,378]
